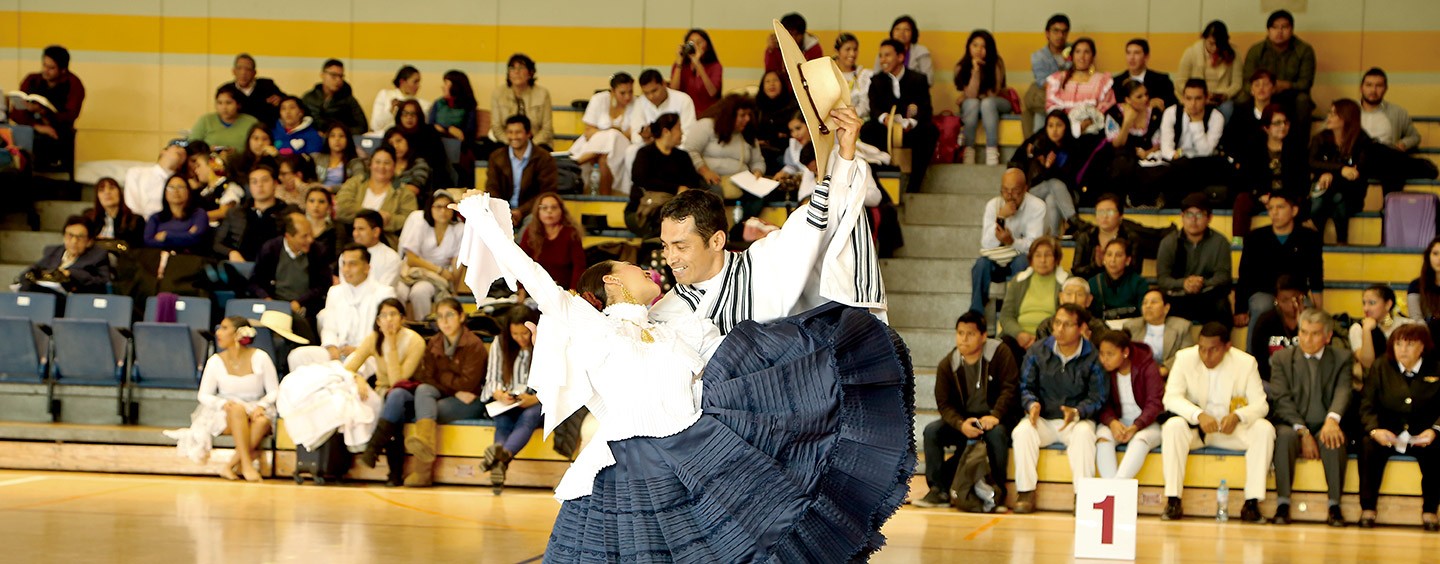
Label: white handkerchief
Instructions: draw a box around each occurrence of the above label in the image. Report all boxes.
[730,171,780,198]
[1397,430,1412,454]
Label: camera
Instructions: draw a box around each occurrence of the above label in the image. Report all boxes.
[680,41,697,58]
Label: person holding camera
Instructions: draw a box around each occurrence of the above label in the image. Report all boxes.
[671,29,723,114]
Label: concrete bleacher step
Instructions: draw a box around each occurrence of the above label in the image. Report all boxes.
[36,200,93,232]
[880,258,972,293]
[895,327,957,370]
[0,230,60,263]
[900,193,991,226]
[0,263,28,286]
[918,164,1005,195]
[888,292,972,330]
[892,225,982,259]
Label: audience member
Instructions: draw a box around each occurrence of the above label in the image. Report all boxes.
[7,45,84,170]
[485,115,558,225]
[223,54,284,129]
[1034,276,1110,342]
[393,99,454,189]
[626,115,702,238]
[351,210,401,287]
[970,169,1046,315]
[1012,304,1105,514]
[519,192,586,297]
[1309,99,1374,244]
[1410,238,1440,333]
[372,127,432,198]
[316,122,358,189]
[1007,110,1080,233]
[428,70,479,188]
[1155,193,1232,325]
[405,297,488,487]
[914,311,1019,508]
[1236,193,1322,340]
[188,84,260,151]
[1224,70,1279,156]
[124,139,189,220]
[186,143,245,223]
[275,154,318,207]
[369,65,428,134]
[194,316,278,482]
[302,186,336,254]
[481,305,543,488]
[1240,10,1316,133]
[1359,67,1421,152]
[1123,290,1195,378]
[1022,15,1071,138]
[1070,194,1142,280]
[82,177,145,250]
[1269,307,1352,527]
[998,236,1067,349]
[1249,276,1309,384]
[774,112,810,180]
[1232,106,1309,237]
[1350,284,1422,375]
[490,54,555,148]
[863,38,937,193]
[228,124,277,183]
[682,95,766,219]
[143,174,210,253]
[1089,239,1146,321]
[396,191,462,321]
[318,244,397,364]
[337,146,419,238]
[1045,38,1115,127]
[1094,331,1164,480]
[16,215,110,298]
[1160,322,1274,522]
[1157,79,1230,205]
[875,16,933,85]
[955,30,1009,165]
[212,165,297,262]
[250,212,330,321]
[764,13,823,87]
[1175,21,1241,120]
[570,73,634,194]
[1357,324,1440,530]
[1114,38,1176,110]
[1105,79,1164,199]
[833,34,874,120]
[753,70,797,175]
[626,69,698,148]
[351,298,425,487]
[272,96,323,155]
[301,59,367,136]
[670,29,723,114]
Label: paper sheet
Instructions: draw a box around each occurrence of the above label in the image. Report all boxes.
[730,171,780,198]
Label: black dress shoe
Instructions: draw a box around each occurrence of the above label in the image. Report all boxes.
[1425,520,1440,532]
[1271,503,1291,525]
[1161,497,1184,521]
[1358,516,1377,529]
[1327,506,1346,528]
[1240,499,1263,523]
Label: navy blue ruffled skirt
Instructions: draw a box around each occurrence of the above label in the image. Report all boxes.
[545,303,916,563]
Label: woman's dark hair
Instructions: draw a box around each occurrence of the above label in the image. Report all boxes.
[425,190,457,228]
[1027,235,1062,264]
[521,192,581,259]
[649,113,681,140]
[1097,329,1132,350]
[1387,323,1433,360]
[609,72,634,90]
[157,173,196,222]
[392,65,419,88]
[834,32,858,52]
[278,95,307,118]
[659,188,728,245]
[277,153,318,183]
[683,28,720,66]
[705,94,756,144]
[224,316,254,347]
[323,121,356,156]
[505,53,537,87]
[1202,20,1236,64]
[382,126,412,161]
[434,297,463,318]
[1117,78,1147,101]
[1103,238,1131,257]
[891,15,920,43]
[1421,237,1440,320]
[1365,283,1398,315]
[372,298,406,352]
[1331,98,1363,154]
[233,122,274,176]
[442,70,477,111]
[499,304,541,384]
[86,177,138,225]
[215,84,243,110]
[1260,103,1289,132]
[1041,109,1072,147]
[304,185,332,213]
[1063,38,1098,87]
[956,29,1001,95]
[1094,193,1124,213]
[394,99,427,131]
[575,261,616,312]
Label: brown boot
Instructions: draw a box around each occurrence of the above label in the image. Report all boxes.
[403,419,437,487]
[489,446,513,487]
[359,419,394,468]
[1013,491,1037,514]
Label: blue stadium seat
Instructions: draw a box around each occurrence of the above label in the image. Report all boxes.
[144,295,213,360]
[130,322,203,389]
[223,299,291,364]
[51,294,132,386]
[0,317,46,383]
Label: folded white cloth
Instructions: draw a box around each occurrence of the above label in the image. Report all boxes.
[276,361,382,452]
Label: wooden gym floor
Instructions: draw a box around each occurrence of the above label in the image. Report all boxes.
[2,469,1438,563]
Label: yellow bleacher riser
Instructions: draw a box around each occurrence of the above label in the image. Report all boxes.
[972,119,1026,148]
[1028,448,1422,496]
[552,108,585,137]
[1059,247,1414,288]
[1079,212,1384,246]
[562,198,792,239]
[275,420,569,462]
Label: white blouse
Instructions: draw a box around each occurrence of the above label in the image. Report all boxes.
[398,210,461,268]
[369,88,431,134]
[581,90,630,132]
[197,350,279,412]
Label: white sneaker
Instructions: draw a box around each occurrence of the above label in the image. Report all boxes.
[985,147,1001,166]
[961,146,976,164]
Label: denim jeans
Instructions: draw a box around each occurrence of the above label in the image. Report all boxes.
[970,253,1030,314]
[379,387,415,423]
[1029,179,1077,235]
[493,403,544,453]
[961,96,1012,149]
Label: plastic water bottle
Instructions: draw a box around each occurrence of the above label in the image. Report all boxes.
[1216,479,1230,522]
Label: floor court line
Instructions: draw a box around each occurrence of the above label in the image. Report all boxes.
[963,516,1006,540]
[0,476,47,488]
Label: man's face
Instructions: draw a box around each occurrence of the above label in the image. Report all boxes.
[1141,291,1169,324]
[233,58,257,87]
[1000,174,1027,208]
[1197,335,1229,369]
[1266,197,1296,230]
[160,145,187,170]
[641,81,668,107]
[1296,319,1330,356]
[659,216,723,286]
[1276,289,1305,321]
[1052,309,1081,348]
[352,219,381,247]
[1059,280,1092,309]
[284,217,315,254]
[1251,77,1275,104]
[1268,17,1294,46]
[1124,44,1148,73]
[321,64,345,93]
[1181,207,1211,237]
[1361,75,1387,106]
[955,321,984,358]
[877,45,902,74]
[249,170,276,203]
[41,56,60,82]
[62,223,90,257]
[339,250,370,286]
[1047,23,1069,49]
[505,123,531,151]
[1183,87,1207,118]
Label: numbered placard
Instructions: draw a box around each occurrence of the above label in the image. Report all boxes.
[1074,478,1138,561]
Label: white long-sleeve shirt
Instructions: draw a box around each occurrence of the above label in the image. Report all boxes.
[123,163,172,220]
[319,277,397,349]
[1160,106,1226,160]
[980,193,1046,253]
[366,242,401,287]
[368,88,430,134]
[625,88,696,144]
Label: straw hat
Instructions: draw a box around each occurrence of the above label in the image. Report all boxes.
[772,19,851,175]
[259,310,310,345]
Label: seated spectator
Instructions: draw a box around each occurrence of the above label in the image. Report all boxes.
[369,127,432,198]
[1224,70,1279,156]
[1089,239,1146,321]
[1094,331,1164,480]
[1175,21,1241,120]
[301,59,367,136]
[1022,15,1071,138]
[1007,110,1080,235]
[625,115,702,238]
[336,146,419,238]
[272,96,323,155]
[396,191,462,321]
[773,111,809,179]
[1351,284,1422,375]
[1156,194,1232,325]
[1357,324,1440,530]
[350,298,425,487]
[315,122,358,189]
[186,143,245,223]
[619,69,699,194]
[7,45,84,170]
[1235,193,1322,343]
[16,215,110,300]
[1034,276,1110,342]
[670,29,723,114]
[481,305,544,488]
[1070,195,1143,280]
[1310,99,1376,244]
[369,66,428,134]
[1104,79,1164,202]
[317,244,397,365]
[404,297,488,487]
[1012,304,1105,514]
[224,53,284,129]
[1160,322,1274,522]
[1232,106,1309,238]
[1410,238,1440,334]
[955,30,1010,165]
[1113,38,1176,110]
[682,95,766,217]
[570,73,634,194]
[518,193,585,302]
[212,164,297,262]
[124,139,189,220]
[861,39,937,193]
[874,16,933,86]
[393,99,454,189]
[1269,307,1352,527]
[83,177,145,250]
[1357,68,1438,195]
[249,213,331,321]
[1249,276,1309,384]
[428,70,480,188]
[998,236,1067,350]
[351,210,401,287]
[1156,79,1230,206]
[833,34,874,120]
[144,175,210,252]
[753,70,797,175]
[490,54,554,149]
[1045,38,1116,127]
[914,311,1019,509]
[485,115,557,225]
[177,316,278,482]
[1123,290,1196,378]
[228,124,277,183]
[188,85,260,151]
[969,169,1046,316]
[1240,10,1316,135]
[764,13,823,87]
[275,154,319,207]
[303,186,336,254]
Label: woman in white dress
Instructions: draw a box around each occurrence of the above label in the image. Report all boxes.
[396,190,463,321]
[370,65,429,134]
[166,316,279,482]
[834,33,874,120]
[569,73,635,194]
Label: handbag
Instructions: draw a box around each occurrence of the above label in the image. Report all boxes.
[634,190,676,229]
[1002,87,1023,114]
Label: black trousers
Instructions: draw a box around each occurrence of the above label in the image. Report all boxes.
[860,120,937,193]
[922,418,1010,502]
[1359,434,1440,513]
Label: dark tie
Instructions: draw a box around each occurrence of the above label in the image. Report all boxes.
[1305,356,1324,426]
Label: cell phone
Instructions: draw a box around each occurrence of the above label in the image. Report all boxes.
[996,218,1006,228]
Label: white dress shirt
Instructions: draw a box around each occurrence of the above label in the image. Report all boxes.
[979,194,1047,253]
[1160,105,1226,159]
[626,88,696,144]
[319,277,397,350]
[123,163,172,220]
[366,242,401,287]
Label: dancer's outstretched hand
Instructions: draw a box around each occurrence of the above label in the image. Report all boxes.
[830,107,861,161]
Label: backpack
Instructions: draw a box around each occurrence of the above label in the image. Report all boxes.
[949,441,998,513]
[554,155,583,194]
[932,112,962,164]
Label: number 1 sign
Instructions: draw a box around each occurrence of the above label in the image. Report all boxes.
[1073,478,1138,560]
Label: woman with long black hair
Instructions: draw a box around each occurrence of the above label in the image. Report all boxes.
[955,29,1009,165]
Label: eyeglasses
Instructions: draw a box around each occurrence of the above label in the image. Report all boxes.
[1095,209,1118,217]
[436,312,461,320]
[324,71,345,79]
[1181,212,1207,220]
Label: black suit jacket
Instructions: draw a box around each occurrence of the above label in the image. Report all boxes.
[867,69,933,129]
[212,201,297,261]
[1112,70,1177,108]
[485,145,558,218]
[1270,345,1353,428]
[23,244,111,294]
[226,78,286,129]
[249,236,332,313]
[1362,353,1440,435]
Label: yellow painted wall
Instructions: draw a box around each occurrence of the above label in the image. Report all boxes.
[3,0,1440,164]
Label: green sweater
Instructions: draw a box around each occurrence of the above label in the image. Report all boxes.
[189,113,260,151]
[1017,274,1058,333]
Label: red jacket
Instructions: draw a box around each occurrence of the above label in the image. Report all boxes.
[1098,343,1165,429]
[9,72,85,130]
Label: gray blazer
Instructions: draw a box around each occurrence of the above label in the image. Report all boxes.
[1123,316,1194,372]
[1269,345,1353,429]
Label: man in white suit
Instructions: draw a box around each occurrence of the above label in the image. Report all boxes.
[1160,321,1274,522]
